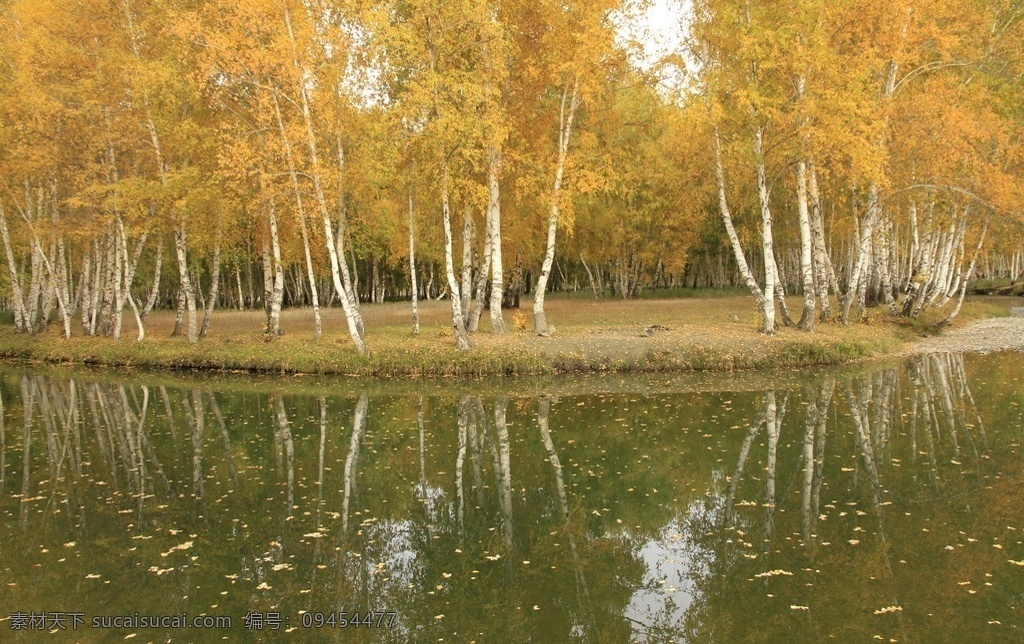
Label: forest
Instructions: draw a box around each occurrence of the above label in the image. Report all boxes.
[0,0,1022,353]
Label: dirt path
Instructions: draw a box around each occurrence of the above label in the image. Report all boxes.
[904,307,1024,355]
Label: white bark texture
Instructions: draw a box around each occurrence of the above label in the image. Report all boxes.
[408,190,420,335]
[753,127,777,334]
[0,201,29,333]
[534,76,579,337]
[713,129,767,317]
[284,7,365,353]
[487,146,506,334]
[441,168,471,350]
[795,159,816,330]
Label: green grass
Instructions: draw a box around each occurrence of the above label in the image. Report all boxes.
[779,341,868,366]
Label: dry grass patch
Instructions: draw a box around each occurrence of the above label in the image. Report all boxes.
[0,293,1012,377]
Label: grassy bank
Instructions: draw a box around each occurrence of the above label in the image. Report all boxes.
[0,294,1012,377]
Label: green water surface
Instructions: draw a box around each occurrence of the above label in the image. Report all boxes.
[0,351,1022,642]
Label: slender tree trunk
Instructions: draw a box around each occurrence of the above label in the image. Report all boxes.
[173,223,198,344]
[235,264,244,311]
[24,225,43,332]
[534,76,579,337]
[580,252,599,299]
[772,252,794,327]
[441,167,471,350]
[878,216,899,315]
[116,217,145,342]
[936,221,986,329]
[262,239,273,326]
[840,188,879,323]
[272,93,321,339]
[336,139,364,337]
[753,126,778,334]
[0,201,29,333]
[31,235,73,339]
[808,163,835,320]
[487,147,507,334]
[468,219,492,333]
[79,245,93,335]
[713,128,767,326]
[796,158,816,330]
[268,202,284,336]
[89,239,102,336]
[408,189,419,335]
[843,60,897,324]
[283,7,365,352]
[199,217,222,339]
[110,229,124,341]
[461,206,473,326]
[297,215,321,338]
[141,236,162,322]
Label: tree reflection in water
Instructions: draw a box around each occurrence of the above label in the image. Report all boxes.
[0,351,1020,642]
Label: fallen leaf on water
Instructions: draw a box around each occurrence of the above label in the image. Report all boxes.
[161,541,194,557]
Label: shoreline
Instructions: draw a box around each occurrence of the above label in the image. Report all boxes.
[1,297,1020,379]
[898,307,1024,356]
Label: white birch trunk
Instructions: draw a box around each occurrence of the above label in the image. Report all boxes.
[297,214,322,339]
[261,238,273,320]
[79,246,93,335]
[840,187,879,323]
[26,233,72,338]
[199,217,222,339]
[0,201,29,333]
[141,236,162,322]
[534,76,579,337]
[272,92,322,339]
[268,203,285,337]
[283,7,365,353]
[907,201,920,290]
[713,128,767,318]
[753,126,778,334]
[235,264,244,311]
[336,138,364,336]
[173,224,198,344]
[468,219,492,333]
[408,189,419,335]
[88,239,102,336]
[843,60,897,324]
[25,227,43,332]
[460,206,473,326]
[796,159,816,330]
[487,146,507,334]
[441,167,471,350]
[117,217,145,342]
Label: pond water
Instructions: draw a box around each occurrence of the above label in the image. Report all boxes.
[1,352,1023,642]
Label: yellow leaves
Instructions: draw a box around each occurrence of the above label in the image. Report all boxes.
[160,540,194,557]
